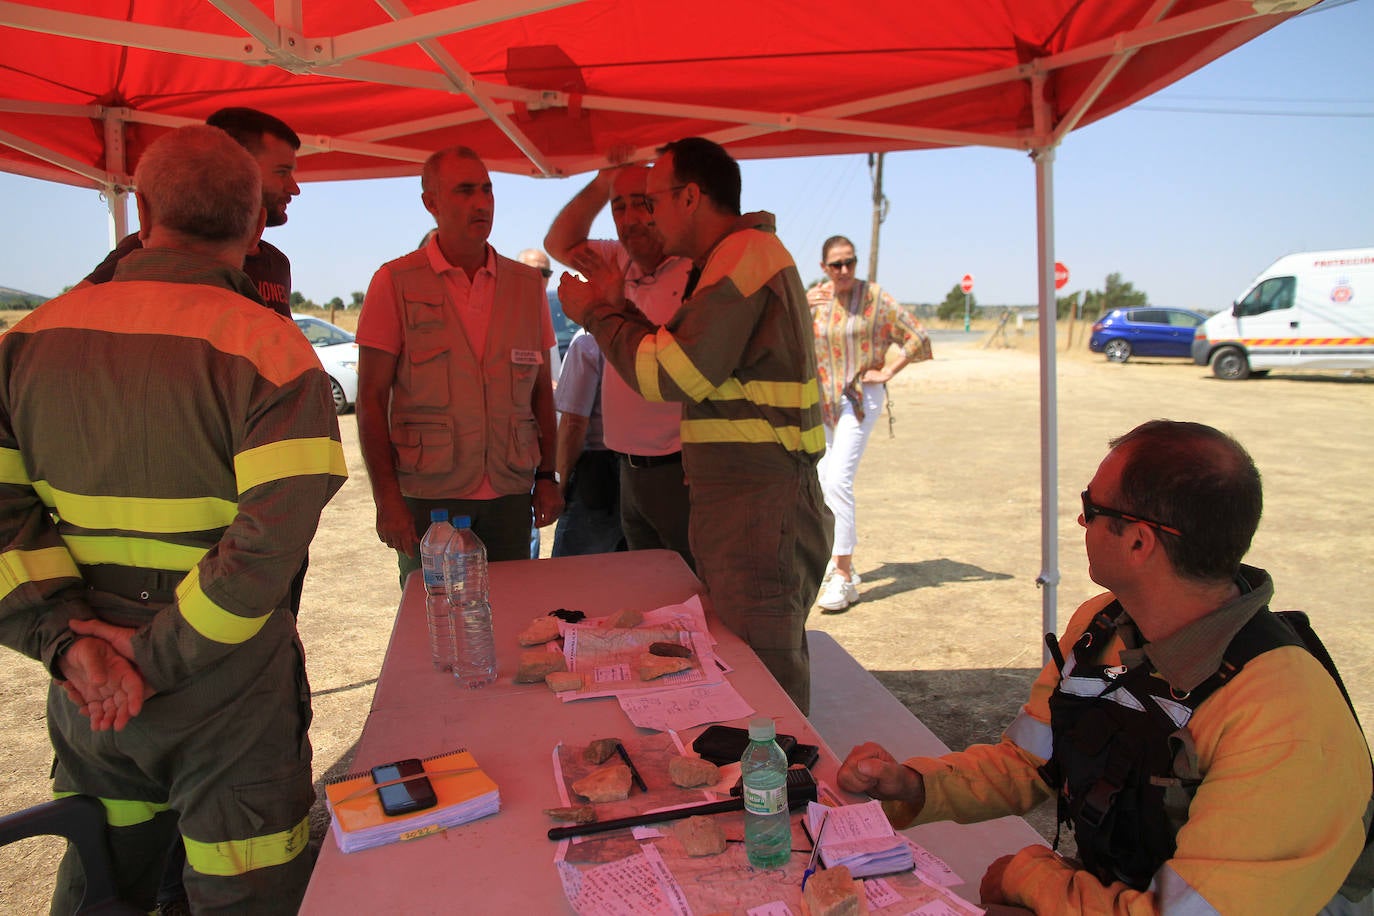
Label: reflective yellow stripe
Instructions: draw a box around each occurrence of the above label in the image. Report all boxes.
[697,229,794,298]
[52,792,170,828]
[33,483,236,534]
[635,334,664,403]
[680,418,826,453]
[183,815,310,876]
[64,535,206,572]
[176,566,271,645]
[0,546,80,599]
[0,447,31,486]
[708,378,819,409]
[235,437,348,495]
[31,479,55,508]
[657,335,715,402]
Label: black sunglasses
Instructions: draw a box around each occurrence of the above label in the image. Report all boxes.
[826,257,858,270]
[1080,489,1182,537]
[539,267,552,278]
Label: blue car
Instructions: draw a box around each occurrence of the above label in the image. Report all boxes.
[547,291,579,359]
[1089,307,1206,363]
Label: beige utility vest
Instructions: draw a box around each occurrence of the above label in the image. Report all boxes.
[383,249,548,498]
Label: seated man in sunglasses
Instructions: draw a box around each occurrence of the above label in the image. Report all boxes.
[840,419,1371,915]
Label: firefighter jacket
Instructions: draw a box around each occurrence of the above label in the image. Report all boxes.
[888,568,1371,915]
[374,248,548,499]
[581,211,825,472]
[0,248,347,692]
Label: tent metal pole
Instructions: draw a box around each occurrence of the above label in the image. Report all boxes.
[102,113,129,245]
[1032,142,1060,659]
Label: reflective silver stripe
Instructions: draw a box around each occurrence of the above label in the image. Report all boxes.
[1058,674,1148,712]
[1150,863,1220,915]
[1152,694,1196,729]
[1004,710,1053,760]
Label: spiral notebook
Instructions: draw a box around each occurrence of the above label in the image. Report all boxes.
[324,747,500,853]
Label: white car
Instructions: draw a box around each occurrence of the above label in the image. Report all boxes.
[292,314,359,414]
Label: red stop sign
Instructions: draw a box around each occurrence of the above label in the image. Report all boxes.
[1054,262,1070,290]
[960,274,974,294]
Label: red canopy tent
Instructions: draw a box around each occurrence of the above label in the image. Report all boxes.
[0,0,1318,640]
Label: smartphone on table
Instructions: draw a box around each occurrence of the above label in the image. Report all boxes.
[370,757,438,816]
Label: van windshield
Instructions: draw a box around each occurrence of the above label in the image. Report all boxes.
[1236,276,1296,317]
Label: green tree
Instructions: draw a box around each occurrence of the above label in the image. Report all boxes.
[937,283,976,322]
[328,296,344,310]
[1101,272,1148,314]
[1056,291,1080,320]
[350,291,365,309]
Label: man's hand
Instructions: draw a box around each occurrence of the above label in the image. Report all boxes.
[557,247,625,325]
[533,478,564,528]
[57,635,151,732]
[375,491,420,557]
[979,854,1016,905]
[837,742,924,805]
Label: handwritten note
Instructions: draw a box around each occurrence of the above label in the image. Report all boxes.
[569,852,668,916]
[618,680,754,731]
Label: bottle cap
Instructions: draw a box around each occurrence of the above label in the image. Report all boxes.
[455,515,472,528]
[747,718,775,741]
[429,509,449,523]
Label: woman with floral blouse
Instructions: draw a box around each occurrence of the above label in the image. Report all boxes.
[808,235,932,611]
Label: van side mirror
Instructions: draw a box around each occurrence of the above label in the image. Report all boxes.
[1231,301,1241,317]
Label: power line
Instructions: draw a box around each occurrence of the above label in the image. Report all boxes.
[1133,104,1373,117]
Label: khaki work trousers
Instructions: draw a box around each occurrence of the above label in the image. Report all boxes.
[686,449,831,715]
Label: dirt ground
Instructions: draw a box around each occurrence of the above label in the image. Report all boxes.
[2,321,1371,912]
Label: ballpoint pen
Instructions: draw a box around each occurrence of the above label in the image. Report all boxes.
[614,741,649,794]
[802,808,831,890]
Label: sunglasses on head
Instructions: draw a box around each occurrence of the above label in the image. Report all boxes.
[1080,489,1182,537]
[826,257,858,270]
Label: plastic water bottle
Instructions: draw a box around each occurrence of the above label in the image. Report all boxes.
[447,515,497,688]
[741,717,791,869]
[420,509,457,671]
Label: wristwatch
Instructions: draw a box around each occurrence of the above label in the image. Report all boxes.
[535,470,557,482]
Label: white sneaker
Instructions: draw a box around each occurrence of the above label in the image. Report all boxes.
[816,571,861,612]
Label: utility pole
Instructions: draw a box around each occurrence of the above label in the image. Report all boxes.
[867,152,888,283]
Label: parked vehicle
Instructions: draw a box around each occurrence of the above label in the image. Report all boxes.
[1192,249,1374,380]
[292,314,359,414]
[548,291,578,358]
[1089,307,1206,362]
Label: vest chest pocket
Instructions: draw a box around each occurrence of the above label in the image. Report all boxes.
[392,418,454,477]
[509,359,538,410]
[404,297,447,330]
[402,346,451,409]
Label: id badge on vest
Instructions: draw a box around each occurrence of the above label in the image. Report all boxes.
[511,349,544,366]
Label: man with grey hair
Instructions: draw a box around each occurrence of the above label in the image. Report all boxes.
[0,125,346,913]
[356,146,560,579]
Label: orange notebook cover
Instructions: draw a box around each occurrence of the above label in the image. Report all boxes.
[324,747,500,852]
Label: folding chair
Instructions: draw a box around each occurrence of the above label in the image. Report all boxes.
[0,795,143,914]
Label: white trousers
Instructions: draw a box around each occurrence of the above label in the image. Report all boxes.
[817,382,885,556]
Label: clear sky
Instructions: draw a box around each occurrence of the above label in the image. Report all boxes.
[1,0,1369,310]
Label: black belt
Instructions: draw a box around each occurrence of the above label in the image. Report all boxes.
[82,566,182,604]
[620,451,682,470]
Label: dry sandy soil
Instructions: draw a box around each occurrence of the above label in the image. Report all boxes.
[2,321,1371,912]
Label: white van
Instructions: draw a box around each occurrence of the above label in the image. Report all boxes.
[1192,248,1374,379]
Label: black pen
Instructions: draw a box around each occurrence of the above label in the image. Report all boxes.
[615,741,648,793]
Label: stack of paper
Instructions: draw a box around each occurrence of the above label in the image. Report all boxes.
[324,747,500,853]
[806,800,914,878]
